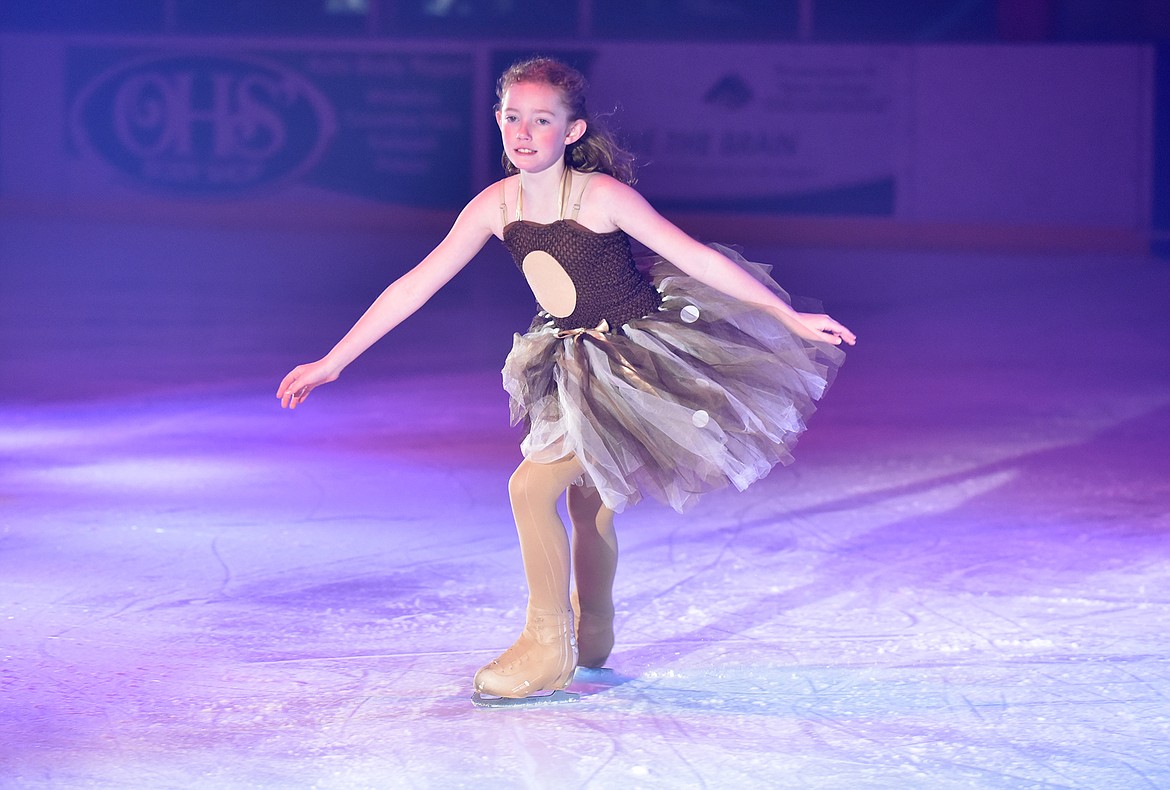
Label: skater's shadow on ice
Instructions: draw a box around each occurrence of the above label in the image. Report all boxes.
[569,666,638,695]
[613,401,1170,689]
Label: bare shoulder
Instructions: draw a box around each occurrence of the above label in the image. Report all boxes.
[469,176,522,238]
[468,177,512,211]
[579,173,652,231]
[487,173,520,201]
[455,178,510,236]
[583,172,637,201]
[593,177,701,257]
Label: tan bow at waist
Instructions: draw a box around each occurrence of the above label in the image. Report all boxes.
[555,318,610,341]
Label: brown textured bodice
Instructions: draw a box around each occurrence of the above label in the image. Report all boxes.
[502,220,662,331]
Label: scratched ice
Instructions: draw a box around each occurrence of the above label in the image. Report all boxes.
[2,217,1169,788]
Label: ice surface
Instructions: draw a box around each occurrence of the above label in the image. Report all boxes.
[2,217,1169,788]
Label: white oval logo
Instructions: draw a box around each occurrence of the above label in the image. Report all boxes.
[70,52,338,196]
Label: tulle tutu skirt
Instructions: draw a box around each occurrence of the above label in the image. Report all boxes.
[502,243,845,513]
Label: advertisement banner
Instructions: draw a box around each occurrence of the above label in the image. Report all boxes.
[66,45,473,207]
[0,35,1149,237]
[580,44,911,215]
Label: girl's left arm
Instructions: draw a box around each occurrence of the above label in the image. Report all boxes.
[603,179,856,347]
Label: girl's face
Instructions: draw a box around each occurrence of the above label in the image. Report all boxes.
[496,81,585,175]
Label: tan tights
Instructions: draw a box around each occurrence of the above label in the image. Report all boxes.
[567,482,618,668]
[473,455,618,697]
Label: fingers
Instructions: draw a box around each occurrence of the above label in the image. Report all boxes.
[802,314,857,346]
[278,360,339,409]
[831,322,857,346]
[278,366,313,409]
[824,327,856,346]
[277,386,306,411]
[281,385,311,409]
[277,367,302,398]
[287,387,310,409]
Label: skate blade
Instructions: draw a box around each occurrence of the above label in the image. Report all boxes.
[471,689,580,708]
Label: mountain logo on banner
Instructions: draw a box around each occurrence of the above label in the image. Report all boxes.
[702,74,753,110]
[69,52,338,197]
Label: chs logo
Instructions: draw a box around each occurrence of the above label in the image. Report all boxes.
[70,52,337,196]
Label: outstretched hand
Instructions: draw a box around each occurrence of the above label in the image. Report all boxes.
[277,359,340,409]
[794,312,857,347]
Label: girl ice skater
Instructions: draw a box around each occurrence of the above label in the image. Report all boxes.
[278,57,855,706]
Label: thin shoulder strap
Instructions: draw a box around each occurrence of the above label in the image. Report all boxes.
[499,180,509,226]
[568,173,594,221]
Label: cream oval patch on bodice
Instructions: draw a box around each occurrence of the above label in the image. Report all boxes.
[521,249,577,318]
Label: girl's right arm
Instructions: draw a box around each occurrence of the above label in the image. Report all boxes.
[277,184,500,409]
